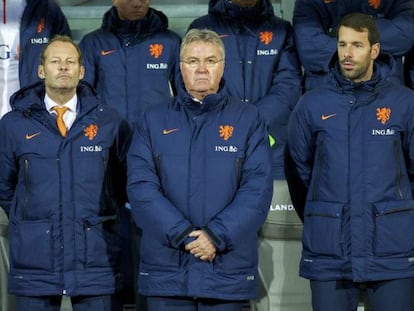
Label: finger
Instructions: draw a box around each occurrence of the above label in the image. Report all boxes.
[188,230,202,238]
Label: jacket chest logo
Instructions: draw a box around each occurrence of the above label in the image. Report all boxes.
[376,107,391,125]
[219,125,234,141]
[369,0,381,9]
[259,32,273,45]
[150,44,163,59]
[84,124,98,141]
[37,18,45,33]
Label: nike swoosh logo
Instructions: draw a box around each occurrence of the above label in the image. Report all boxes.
[162,128,179,135]
[25,132,41,140]
[321,114,337,121]
[101,49,117,56]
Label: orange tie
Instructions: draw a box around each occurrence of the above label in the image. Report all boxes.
[52,106,68,137]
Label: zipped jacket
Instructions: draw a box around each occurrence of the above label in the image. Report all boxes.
[286,54,414,282]
[189,0,302,179]
[19,0,71,87]
[293,0,414,90]
[0,81,131,296]
[79,6,181,127]
[127,81,273,299]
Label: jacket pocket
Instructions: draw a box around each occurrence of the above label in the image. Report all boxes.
[82,215,121,268]
[10,220,54,271]
[303,201,344,256]
[373,200,414,256]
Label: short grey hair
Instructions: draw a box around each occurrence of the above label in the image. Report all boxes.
[180,28,225,60]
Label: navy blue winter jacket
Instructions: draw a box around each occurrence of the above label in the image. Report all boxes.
[0,81,131,296]
[189,0,302,179]
[127,81,273,299]
[293,0,414,91]
[19,0,71,87]
[79,6,181,127]
[286,54,414,282]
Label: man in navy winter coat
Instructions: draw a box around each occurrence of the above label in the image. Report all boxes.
[127,28,273,311]
[0,35,131,311]
[79,1,181,308]
[0,1,71,310]
[188,0,302,180]
[286,13,414,310]
[293,0,414,91]
[79,0,180,127]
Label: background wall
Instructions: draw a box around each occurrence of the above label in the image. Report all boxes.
[59,0,295,42]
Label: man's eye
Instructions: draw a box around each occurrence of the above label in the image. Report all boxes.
[206,59,216,65]
[189,60,198,65]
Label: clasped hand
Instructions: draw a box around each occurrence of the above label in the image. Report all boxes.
[185,230,216,262]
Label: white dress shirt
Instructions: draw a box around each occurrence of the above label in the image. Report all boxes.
[45,93,77,131]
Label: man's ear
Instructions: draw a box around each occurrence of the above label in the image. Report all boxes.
[38,65,45,79]
[79,65,85,80]
[371,42,380,60]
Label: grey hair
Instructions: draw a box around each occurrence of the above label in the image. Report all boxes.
[180,28,225,60]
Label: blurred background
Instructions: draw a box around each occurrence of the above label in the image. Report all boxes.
[58,0,294,41]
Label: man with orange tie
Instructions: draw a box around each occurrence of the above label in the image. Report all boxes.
[0,35,131,311]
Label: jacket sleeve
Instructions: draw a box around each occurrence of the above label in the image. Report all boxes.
[110,118,133,207]
[127,123,193,250]
[293,0,338,74]
[253,24,302,146]
[50,3,72,38]
[373,0,414,56]
[203,113,273,252]
[79,35,97,87]
[0,118,17,217]
[285,97,314,221]
[405,48,414,90]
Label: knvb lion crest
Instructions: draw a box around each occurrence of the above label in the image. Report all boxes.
[149,44,163,59]
[219,125,234,141]
[369,0,381,9]
[84,124,98,141]
[376,107,391,125]
[37,18,45,33]
[259,31,273,45]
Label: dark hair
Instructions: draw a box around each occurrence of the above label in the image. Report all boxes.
[40,35,83,66]
[338,12,379,46]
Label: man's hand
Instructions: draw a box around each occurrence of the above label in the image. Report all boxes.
[185,230,216,262]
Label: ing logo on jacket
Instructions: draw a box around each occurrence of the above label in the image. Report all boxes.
[37,18,45,33]
[259,32,273,45]
[149,44,163,59]
[376,107,391,124]
[84,124,98,140]
[219,125,234,141]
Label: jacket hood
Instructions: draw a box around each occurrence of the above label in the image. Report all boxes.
[10,80,98,114]
[208,0,274,22]
[102,6,168,38]
[327,52,397,91]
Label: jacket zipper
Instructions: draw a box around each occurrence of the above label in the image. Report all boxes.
[312,140,324,200]
[102,156,114,212]
[393,139,404,199]
[23,158,29,219]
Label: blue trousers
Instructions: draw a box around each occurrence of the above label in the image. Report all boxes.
[15,295,112,311]
[311,278,414,311]
[147,296,245,311]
